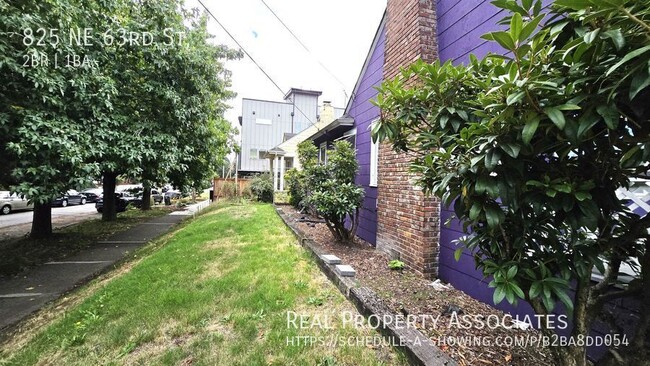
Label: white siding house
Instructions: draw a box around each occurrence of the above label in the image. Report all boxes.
[238,88,323,175]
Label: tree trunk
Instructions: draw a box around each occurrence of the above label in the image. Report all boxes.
[324,218,342,242]
[597,247,650,366]
[566,278,591,366]
[142,180,152,210]
[529,298,588,366]
[30,202,52,239]
[102,172,118,221]
[349,208,360,239]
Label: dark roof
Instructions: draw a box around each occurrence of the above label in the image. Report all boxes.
[309,115,355,143]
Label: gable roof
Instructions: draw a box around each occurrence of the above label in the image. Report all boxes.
[265,10,387,153]
[344,9,387,114]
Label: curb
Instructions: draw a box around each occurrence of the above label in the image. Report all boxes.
[275,206,456,366]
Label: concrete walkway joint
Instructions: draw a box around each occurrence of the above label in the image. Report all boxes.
[0,200,211,335]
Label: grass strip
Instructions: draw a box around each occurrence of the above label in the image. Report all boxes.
[0,202,406,366]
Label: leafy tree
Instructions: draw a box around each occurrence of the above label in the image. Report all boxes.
[0,0,115,237]
[300,141,364,243]
[2,0,240,239]
[374,0,649,365]
[90,1,240,220]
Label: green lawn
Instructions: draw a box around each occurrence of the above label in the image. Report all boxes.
[0,202,406,366]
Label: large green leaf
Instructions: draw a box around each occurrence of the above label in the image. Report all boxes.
[519,14,546,42]
[500,142,521,158]
[510,13,523,41]
[629,68,650,100]
[606,45,650,76]
[522,115,540,144]
[544,107,566,129]
[482,31,517,51]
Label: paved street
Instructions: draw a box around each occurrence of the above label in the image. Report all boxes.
[0,204,99,241]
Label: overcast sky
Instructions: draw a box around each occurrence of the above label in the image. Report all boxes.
[184,0,387,134]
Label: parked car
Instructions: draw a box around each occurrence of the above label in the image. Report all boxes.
[163,190,183,205]
[51,190,87,207]
[0,191,33,215]
[152,189,164,204]
[131,189,163,208]
[117,191,135,201]
[81,191,100,203]
[95,193,130,213]
[164,190,182,199]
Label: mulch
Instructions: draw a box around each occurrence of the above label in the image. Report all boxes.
[281,205,553,366]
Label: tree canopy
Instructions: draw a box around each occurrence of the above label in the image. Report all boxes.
[1,0,240,233]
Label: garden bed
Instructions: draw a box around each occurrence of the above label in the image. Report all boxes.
[280,205,554,366]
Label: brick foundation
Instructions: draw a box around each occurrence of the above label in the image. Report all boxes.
[376,0,440,278]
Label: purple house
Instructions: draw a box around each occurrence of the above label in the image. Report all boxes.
[303,0,642,362]
[306,12,386,246]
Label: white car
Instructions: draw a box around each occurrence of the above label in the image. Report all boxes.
[0,191,33,215]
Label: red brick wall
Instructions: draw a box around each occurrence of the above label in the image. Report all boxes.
[377,0,440,278]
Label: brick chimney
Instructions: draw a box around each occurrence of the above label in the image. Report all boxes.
[320,101,335,124]
[376,0,440,278]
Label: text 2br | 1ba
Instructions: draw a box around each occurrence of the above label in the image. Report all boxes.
[22,51,99,69]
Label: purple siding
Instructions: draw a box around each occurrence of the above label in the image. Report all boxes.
[436,0,506,64]
[435,0,506,303]
[435,1,640,361]
[349,25,385,245]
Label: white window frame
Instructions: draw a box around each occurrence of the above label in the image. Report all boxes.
[319,142,327,164]
[369,121,379,187]
[335,127,357,148]
[249,148,258,160]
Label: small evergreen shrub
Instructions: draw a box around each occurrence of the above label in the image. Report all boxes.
[285,168,304,208]
[249,173,274,203]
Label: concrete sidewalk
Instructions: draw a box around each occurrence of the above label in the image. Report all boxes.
[0,200,210,334]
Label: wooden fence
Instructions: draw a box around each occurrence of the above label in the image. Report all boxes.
[213,178,251,198]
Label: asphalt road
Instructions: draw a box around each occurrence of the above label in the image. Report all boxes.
[0,204,100,240]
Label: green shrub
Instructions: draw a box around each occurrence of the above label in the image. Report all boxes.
[373,1,650,364]
[241,185,253,199]
[220,181,237,198]
[249,174,274,203]
[284,168,304,208]
[300,141,364,243]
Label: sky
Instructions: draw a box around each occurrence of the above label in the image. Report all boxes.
[184,0,387,136]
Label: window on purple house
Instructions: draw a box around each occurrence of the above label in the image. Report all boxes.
[319,142,327,164]
[370,122,378,187]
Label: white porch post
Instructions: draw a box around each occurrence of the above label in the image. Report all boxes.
[273,156,279,191]
[280,156,285,191]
